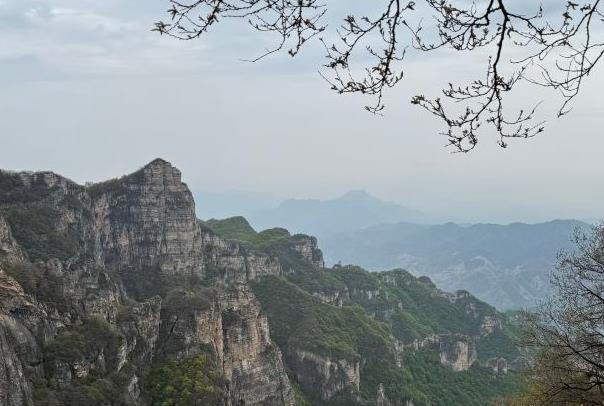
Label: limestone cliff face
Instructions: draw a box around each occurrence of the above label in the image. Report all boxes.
[486,357,508,374]
[479,315,501,336]
[437,335,477,372]
[220,286,295,405]
[290,235,325,268]
[91,159,204,275]
[199,231,283,284]
[0,268,39,406]
[157,285,295,405]
[408,334,478,372]
[0,216,25,263]
[0,160,299,405]
[288,350,360,402]
[90,159,283,284]
[0,170,98,264]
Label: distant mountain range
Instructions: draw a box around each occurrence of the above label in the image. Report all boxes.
[248,190,436,235]
[195,189,595,309]
[322,220,591,309]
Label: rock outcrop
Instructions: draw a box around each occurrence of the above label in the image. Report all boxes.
[0,216,25,263]
[157,285,295,405]
[437,335,477,372]
[0,268,39,406]
[0,160,304,405]
[288,350,360,401]
[290,235,325,268]
[486,357,509,374]
[91,159,204,276]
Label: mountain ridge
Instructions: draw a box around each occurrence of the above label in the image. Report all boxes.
[249,190,432,237]
[0,159,524,405]
[323,218,589,309]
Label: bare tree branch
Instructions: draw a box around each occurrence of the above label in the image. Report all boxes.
[155,0,604,153]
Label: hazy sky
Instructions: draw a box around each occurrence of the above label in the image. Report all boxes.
[1,0,604,224]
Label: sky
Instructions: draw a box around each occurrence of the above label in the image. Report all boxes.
[1,0,604,224]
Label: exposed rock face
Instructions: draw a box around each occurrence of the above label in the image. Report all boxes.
[91,159,204,275]
[0,160,303,405]
[158,285,295,405]
[116,296,162,371]
[311,289,348,307]
[0,170,98,264]
[200,232,283,284]
[486,357,508,374]
[220,286,295,406]
[288,350,360,401]
[407,334,478,372]
[290,235,324,268]
[0,313,36,406]
[90,159,284,284]
[0,268,39,406]
[479,315,501,336]
[437,335,477,372]
[0,216,25,262]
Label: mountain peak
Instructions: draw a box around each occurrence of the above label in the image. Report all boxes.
[339,190,375,202]
[145,157,172,168]
[138,158,185,189]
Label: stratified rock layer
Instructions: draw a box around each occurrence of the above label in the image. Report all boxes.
[0,160,300,406]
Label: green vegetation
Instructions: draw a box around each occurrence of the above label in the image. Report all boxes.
[252,274,523,405]
[3,262,72,312]
[115,265,214,304]
[33,378,124,406]
[33,318,129,406]
[0,171,52,204]
[206,217,523,404]
[205,216,257,243]
[285,265,347,296]
[0,170,90,262]
[476,327,521,362]
[117,266,172,300]
[32,361,138,406]
[1,204,81,262]
[253,276,412,402]
[44,317,122,375]
[145,353,227,405]
[205,217,291,252]
[402,350,525,405]
[86,167,145,197]
[0,173,526,406]
[251,256,523,405]
[205,217,317,272]
[162,288,213,314]
[291,382,312,406]
[300,266,503,346]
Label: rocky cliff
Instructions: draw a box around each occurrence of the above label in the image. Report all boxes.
[0,160,524,406]
[0,159,297,405]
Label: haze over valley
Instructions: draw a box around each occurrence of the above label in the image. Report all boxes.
[196,189,591,309]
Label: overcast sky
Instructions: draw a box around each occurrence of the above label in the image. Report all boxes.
[1,0,603,224]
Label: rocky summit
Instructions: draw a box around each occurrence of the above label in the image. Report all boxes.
[0,159,525,405]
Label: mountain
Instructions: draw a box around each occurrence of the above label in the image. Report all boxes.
[0,160,524,405]
[249,190,432,237]
[323,220,590,310]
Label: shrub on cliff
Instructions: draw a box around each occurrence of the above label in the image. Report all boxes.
[145,353,227,405]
